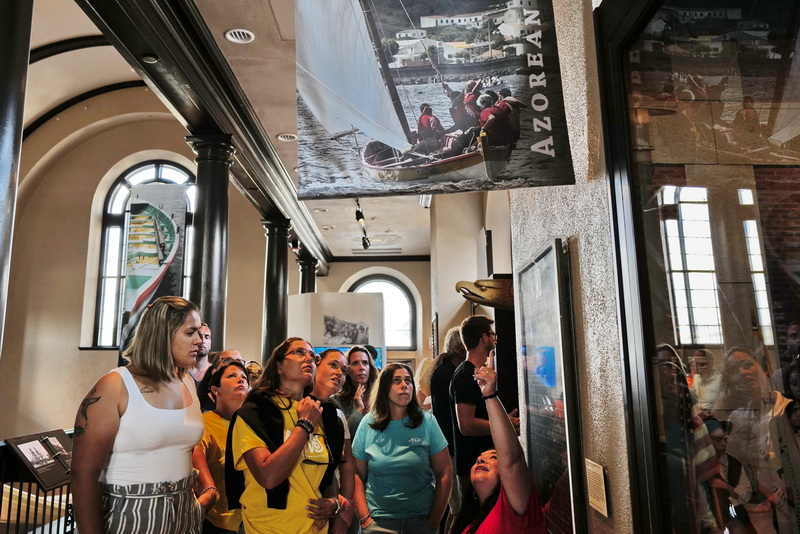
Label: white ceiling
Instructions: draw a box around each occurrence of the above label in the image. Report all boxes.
[29,0,432,258]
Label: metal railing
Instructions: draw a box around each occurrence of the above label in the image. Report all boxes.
[0,436,74,534]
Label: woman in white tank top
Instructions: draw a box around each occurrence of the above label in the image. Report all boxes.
[71,296,206,534]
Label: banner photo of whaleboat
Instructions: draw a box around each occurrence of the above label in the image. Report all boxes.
[118,182,188,350]
[295,0,575,200]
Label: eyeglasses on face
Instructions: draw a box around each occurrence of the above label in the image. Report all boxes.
[285,348,318,362]
[485,331,497,339]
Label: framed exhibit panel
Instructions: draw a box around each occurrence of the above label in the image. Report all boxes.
[289,292,385,368]
[597,0,800,530]
[5,430,72,491]
[516,238,586,532]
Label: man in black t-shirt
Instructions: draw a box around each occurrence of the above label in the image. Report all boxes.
[449,315,503,508]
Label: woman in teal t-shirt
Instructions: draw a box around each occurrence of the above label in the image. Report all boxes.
[352,363,452,533]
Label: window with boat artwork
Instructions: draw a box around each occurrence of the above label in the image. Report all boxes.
[94,162,196,348]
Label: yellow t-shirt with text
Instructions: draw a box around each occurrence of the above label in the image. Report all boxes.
[232,398,329,534]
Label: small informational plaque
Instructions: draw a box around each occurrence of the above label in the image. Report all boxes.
[585,458,609,517]
[5,429,72,491]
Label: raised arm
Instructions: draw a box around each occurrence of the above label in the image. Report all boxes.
[71,372,125,534]
[475,366,533,515]
[242,396,321,489]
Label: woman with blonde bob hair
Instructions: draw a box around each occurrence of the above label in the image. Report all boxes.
[72,296,206,534]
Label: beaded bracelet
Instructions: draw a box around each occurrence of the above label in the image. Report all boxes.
[481,392,498,400]
[296,418,314,435]
[199,486,220,500]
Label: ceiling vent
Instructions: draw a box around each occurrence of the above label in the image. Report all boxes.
[351,247,402,255]
[225,29,255,44]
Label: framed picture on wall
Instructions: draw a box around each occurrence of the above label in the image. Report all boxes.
[516,238,586,532]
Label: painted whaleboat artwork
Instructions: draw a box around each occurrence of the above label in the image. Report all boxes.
[295,0,575,200]
[124,202,180,312]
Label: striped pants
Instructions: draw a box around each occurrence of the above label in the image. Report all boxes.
[101,473,203,534]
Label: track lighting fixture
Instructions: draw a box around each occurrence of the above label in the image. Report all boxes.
[355,199,365,224]
[355,198,370,249]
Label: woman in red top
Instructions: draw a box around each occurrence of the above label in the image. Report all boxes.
[455,364,545,534]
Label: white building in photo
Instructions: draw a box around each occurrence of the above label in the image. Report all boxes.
[396,28,427,39]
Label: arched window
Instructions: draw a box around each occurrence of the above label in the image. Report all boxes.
[94,161,196,347]
[349,275,416,350]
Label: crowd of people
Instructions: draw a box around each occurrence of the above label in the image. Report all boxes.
[71,298,541,534]
[655,327,800,534]
[410,78,526,158]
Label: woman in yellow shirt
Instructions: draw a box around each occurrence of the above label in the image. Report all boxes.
[193,358,250,533]
[225,338,344,534]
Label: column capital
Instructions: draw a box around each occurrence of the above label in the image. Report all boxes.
[261,218,291,236]
[296,257,319,269]
[186,133,235,163]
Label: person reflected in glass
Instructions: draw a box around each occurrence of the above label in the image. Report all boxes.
[655,344,696,531]
[352,363,451,533]
[714,347,789,532]
[691,349,723,417]
[699,418,755,534]
[225,338,345,534]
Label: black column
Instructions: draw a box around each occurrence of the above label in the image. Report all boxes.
[262,218,291,363]
[186,134,234,350]
[0,0,33,357]
[298,257,318,294]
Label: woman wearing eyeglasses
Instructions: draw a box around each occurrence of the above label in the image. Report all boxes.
[192,358,250,533]
[312,349,356,534]
[225,338,346,534]
[352,362,451,534]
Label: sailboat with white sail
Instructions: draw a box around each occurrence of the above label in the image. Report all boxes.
[296,0,512,183]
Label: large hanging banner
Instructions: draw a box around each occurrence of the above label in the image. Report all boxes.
[118,183,188,350]
[296,0,575,199]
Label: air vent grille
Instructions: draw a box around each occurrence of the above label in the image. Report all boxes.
[225,29,255,44]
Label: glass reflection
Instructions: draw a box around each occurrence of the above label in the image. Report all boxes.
[625,0,800,532]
